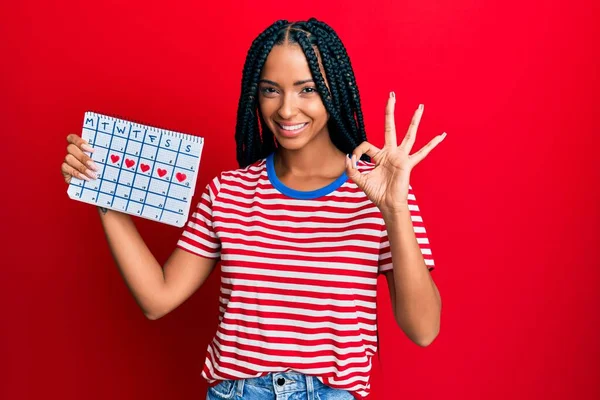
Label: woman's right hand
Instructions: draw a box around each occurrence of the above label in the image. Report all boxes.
[61,134,100,184]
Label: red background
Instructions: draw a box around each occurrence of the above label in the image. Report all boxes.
[2,0,599,399]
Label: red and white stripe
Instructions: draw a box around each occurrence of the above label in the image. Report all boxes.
[177,158,435,399]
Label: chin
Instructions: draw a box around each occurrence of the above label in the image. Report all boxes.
[274,136,309,150]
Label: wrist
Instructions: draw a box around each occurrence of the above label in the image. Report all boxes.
[97,207,131,224]
[97,206,109,215]
[381,204,410,220]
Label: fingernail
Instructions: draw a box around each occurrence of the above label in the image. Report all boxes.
[86,160,99,171]
[390,91,395,98]
[85,169,97,179]
[79,174,90,182]
[418,104,424,110]
[81,144,95,153]
[441,132,447,138]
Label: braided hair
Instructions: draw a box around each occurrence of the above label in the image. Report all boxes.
[235,18,370,168]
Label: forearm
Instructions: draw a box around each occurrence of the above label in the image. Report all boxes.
[97,207,165,318]
[383,207,441,345]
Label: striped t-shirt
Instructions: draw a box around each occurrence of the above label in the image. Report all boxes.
[176,152,435,399]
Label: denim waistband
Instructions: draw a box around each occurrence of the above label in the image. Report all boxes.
[231,371,325,399]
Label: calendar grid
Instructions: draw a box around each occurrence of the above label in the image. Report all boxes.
[124,128,145,212]
[87,142,196,188]
[96,120,118,207]
[104,136,186,155]
[68,112,203,227]
[109,123,132,208]
[89,142,199,166]
[79,115,101,200]
[159,140,183,220]
[139,130,163,217]
[94,195,182,211]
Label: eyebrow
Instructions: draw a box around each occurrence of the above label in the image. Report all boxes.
[258,79,314,87]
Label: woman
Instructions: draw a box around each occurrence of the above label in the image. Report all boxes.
[60,18,444,400]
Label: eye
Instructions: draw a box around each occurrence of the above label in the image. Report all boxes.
[260,87,278,95]
[302,87,316,94]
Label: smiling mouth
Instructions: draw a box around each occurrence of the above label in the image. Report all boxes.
[276,122,309,132]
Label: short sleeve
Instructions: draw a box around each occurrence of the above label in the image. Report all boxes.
[176,174,221,259]
[378,186,435,273]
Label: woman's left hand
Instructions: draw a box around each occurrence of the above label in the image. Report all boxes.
[345,92,446,215]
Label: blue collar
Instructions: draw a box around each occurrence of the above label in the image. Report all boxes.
[266,152,348,200]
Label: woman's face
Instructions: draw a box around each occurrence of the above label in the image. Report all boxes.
[258,44,330,151]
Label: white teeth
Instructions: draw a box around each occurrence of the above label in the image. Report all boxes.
[279,123,307,131]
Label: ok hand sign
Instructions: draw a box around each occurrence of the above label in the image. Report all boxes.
[345,92,446,215]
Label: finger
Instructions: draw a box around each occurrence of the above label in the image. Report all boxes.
[399,104,424,154]
[410,132,446,166]
[65,153,97,180]
[345,153,367,189]
[61,161,90,183]
[66,133,95,154]
[384,92,397,147]
[68,143,98,172]
[61,162,72,184]
[352,141,382,164]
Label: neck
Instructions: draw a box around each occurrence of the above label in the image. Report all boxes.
[275,132,345,177]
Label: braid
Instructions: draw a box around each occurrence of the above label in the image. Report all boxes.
[235,18,369,168]
[305,19,368,157]
[304,23,360,148]
[235,20,289,168]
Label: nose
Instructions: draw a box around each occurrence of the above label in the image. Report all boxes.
[277,92,298,120]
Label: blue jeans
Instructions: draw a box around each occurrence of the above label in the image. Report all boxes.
[206,371,354,400]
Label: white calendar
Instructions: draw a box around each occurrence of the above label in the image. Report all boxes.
[67,111,204,227]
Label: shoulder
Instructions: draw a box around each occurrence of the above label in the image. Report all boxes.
[207,158,268,196]
[219,158,267,181]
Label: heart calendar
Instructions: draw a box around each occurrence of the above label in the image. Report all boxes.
[67,111,204,227]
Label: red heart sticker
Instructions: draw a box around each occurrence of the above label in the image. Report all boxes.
[175,172,187,182]
[157,168,167,177]
[140,164,150,173]
[110,154,120,163]
[125,159,135,168]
